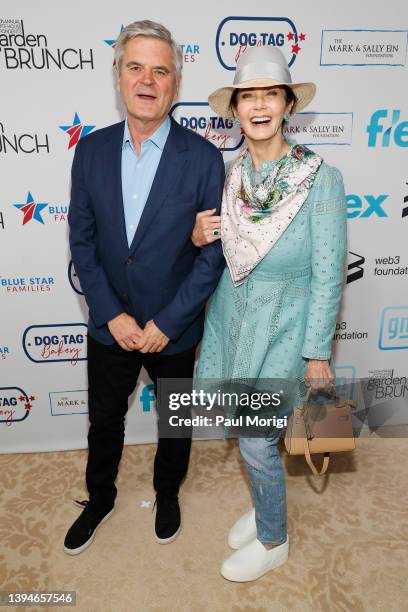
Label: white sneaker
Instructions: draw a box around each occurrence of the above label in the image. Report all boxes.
[221,536,289,582]
[228,508,257,550]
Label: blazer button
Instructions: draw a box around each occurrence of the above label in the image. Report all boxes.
[122,293,128,302]
[126,257,133,265]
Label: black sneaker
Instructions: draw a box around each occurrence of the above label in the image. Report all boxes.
[154,495,181,544]
[63,500,114,555]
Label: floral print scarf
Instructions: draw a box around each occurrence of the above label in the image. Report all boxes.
[221,144,323,286]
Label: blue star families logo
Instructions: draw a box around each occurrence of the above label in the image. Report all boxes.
[1,275,55,295]
[13,192,68,224]
[0,387,35,426]
[367,110,408,147]
[23,323,88,365]
[0,345,10,360]
[14,191,47,225]
[216,16,306,70]
[59,113,95,149]
[179,43,200,63]
[171,102,244,152]
[379,307,408,350]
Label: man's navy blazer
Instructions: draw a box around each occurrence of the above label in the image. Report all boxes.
[68,116,226,354]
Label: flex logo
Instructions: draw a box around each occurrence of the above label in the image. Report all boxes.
[0,387,35,426]
[22,323,87,365]
[347,252,365,283]
[367,110,408,147]
[216,17,305,70]
[346,194,389,218]
[140,384,156,412]
[379,306,408,350]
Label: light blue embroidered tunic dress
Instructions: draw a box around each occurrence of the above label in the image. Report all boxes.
[196,158,347,385]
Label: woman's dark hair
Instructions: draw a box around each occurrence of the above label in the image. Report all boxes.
[230,85,298,118]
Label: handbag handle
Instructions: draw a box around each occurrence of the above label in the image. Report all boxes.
[303,439,330,475]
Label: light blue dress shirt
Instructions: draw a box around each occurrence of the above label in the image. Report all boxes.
[121,116,171,246]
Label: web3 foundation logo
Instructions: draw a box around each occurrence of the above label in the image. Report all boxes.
[379,307,408,350]
[0,387,35,426]
[22,323,88,365]
[171,102,244,152]
[346,252,365,283]
[216,17,306,70]
[367,110,408,147]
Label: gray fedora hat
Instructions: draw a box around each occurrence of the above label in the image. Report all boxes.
[208,46,316,119]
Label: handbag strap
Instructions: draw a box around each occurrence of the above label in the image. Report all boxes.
[303,438,330,475]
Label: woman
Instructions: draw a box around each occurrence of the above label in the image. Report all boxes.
[193,46,347,582]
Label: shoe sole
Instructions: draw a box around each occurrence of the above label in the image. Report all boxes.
[155,524,182,545]
[63,508,115,556]
[220,554,288,582]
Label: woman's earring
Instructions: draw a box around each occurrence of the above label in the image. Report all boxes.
[284,112,291,122]
[233,118,241,126]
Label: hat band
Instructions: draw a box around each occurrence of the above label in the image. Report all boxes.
[234,61,292,86]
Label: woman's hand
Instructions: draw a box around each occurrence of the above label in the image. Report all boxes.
[191,209,221,247]
[304,359,335,394]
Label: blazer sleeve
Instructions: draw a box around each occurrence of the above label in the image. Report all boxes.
[301,165,347,360]
[68,140,124,327]
[153,151,226,341]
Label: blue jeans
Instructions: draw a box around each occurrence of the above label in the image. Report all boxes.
[239,435,287,545]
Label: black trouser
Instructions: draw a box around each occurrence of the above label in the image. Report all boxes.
[86,334,196,510]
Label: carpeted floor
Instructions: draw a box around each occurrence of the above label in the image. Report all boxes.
[1,438,408,612]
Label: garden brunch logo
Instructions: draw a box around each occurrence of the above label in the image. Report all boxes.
[0,19,94,70]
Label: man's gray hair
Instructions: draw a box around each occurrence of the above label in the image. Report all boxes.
[114,20,183,81]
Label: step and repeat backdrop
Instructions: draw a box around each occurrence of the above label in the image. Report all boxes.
[1,0,407,452]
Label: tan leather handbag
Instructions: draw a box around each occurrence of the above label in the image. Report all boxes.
[284,388,356,475]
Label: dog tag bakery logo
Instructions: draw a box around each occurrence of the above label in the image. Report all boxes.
[23,323,88,365]
[171,102,244,152]
[216,17,306,70]
[0,387,35,426]
[320,29,408,66]
[0,19,94,70]
[284,112,353,145]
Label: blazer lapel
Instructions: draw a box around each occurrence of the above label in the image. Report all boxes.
[128,118,189,255]
[101,121,129,254]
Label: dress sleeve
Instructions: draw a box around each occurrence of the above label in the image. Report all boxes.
[301,164,347,360]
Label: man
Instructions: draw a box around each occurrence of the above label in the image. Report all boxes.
[64,20,225,554]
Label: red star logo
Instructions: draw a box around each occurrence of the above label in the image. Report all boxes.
[299,33,306,41]
[25,403,32,410]
[292,44,301,54]
[19,395,25,402]
[30,395,36,401]
[287,32,294,41]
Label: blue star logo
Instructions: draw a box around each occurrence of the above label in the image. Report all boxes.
[14,192,48,225]
[104,25,125,48]
[59,113,95,149]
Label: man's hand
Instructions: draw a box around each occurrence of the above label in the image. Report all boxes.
[137,320,169,354]
[191,209,221,247]
[304,359,335,393]
[107,312,143,351]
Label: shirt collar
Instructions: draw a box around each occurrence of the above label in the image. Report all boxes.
[122,116,171,151]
